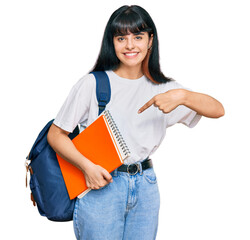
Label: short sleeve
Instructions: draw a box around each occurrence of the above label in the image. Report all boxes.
[162,80,202,128]
[53,74,95,132]
[166,105,202,128]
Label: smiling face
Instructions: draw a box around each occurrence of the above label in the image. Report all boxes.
[113,32,153,71]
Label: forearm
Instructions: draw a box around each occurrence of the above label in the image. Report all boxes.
[47,124,92,173]
[182,90,225,118]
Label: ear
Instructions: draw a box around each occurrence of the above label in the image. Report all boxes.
[148,34,154,49]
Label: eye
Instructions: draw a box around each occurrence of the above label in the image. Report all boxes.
[135,36,142,40]
[117,37,125,42]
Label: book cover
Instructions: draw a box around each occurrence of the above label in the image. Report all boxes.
[56,110,130,199]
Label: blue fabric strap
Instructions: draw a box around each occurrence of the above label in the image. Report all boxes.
[91,71,111,115]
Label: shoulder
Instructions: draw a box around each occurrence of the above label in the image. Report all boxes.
[73,73,96,91]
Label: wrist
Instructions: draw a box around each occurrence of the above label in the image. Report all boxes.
[178,89,189,106]
[79,156,94,173]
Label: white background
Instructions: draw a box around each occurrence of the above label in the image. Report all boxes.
[1,0,249,239]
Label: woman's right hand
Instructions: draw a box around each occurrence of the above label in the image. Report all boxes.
[82,162,113,190]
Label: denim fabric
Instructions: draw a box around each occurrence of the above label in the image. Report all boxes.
[73,166,160,240]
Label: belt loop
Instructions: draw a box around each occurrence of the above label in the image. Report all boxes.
[138,162,143,175]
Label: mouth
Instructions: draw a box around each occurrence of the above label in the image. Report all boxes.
[123,52,139,58]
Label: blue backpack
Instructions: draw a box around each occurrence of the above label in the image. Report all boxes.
[25,71,111,221]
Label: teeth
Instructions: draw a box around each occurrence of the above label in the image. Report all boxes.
[125,53,137,56]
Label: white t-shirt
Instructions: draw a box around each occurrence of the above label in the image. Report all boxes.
[54,70,201,164]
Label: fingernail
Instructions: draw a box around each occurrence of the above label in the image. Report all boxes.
[138,110,141,114]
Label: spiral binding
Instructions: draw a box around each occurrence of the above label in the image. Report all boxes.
[103,110,131,158]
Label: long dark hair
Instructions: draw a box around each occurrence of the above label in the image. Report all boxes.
[91,5,172,84]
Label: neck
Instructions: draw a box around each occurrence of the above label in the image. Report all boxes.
[114,64,143,80]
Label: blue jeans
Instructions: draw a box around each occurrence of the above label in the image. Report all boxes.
[73,165,160,240]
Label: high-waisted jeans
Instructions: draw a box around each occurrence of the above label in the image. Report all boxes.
[73,164,160,240]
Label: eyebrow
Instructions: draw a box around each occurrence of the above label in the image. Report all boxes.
[114,31,145,37]
[134,32,145,35]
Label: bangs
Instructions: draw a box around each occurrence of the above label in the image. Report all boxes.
[111,9,152,36]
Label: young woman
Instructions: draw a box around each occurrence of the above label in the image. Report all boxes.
[47,5,224,240]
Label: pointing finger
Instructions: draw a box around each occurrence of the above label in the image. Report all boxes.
[138,98,155,114]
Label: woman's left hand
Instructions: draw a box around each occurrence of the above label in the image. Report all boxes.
[138,89,185,114]
[138,88,225,118]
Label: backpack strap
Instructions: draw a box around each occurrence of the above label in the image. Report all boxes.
[91,71,111,115]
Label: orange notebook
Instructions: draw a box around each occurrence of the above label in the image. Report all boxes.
[56,110,130,200]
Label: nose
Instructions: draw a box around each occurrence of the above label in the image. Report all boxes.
[126,37,135,50]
